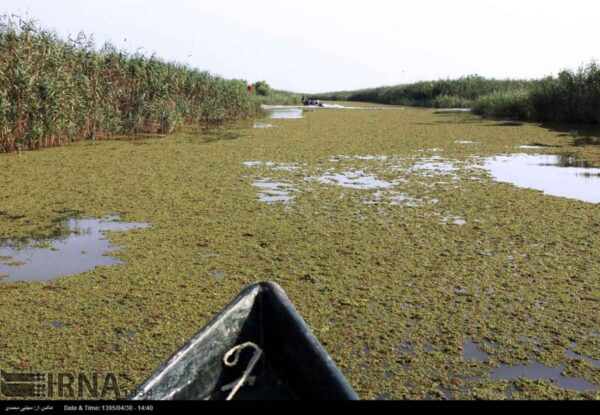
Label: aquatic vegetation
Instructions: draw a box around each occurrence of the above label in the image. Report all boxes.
[529,62,600,124]
[459,337,599,394]
[251,82,302,106]
[309,170,396,190]
[473,61,600,124]
[252,180,296,203]
[243,160,303,171]
[0,17,261,153]
[0,107,598,400]
[312,76,533,108]
[316,61,600,125]
[471,91,532,119]
[253,122,274,129]
[364,190,424,207]
[439,215,467,226]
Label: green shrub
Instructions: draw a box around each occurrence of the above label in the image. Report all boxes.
[253,81,272,97]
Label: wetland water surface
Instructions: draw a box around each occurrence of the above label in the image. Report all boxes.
[484,154,600,203]
[253,122,273,129]
[461,338,599,392]
[0,216,149,282]
[252,180,296,203]
[265,107,304,119]
[2,106,599,400]
[311,170,397,190]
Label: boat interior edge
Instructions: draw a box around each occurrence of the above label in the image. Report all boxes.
[130,282,359,400]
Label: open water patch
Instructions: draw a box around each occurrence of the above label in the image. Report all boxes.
[459,337,599,392]
[0,216,149,282]
[309,170,397,190]
[483,154,600,203]
[253,122,274,128]
[252,180,296,203]
[265,108,304,119]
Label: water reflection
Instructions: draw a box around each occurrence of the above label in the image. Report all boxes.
[566,350,600,368]
[252,180,296,203]
[462,338,490,362]
[543,154,594,168]
[440,215,467,226]
[311,170,397,190]
[265,108,304,119]
[484,154,600,203]
[460,337,599,392]
[253,122,273,129]
[489,363,598,391]
[243,161,302,172]
[411,157,456,174]
[0,216,149,282]
[516,145,546,149]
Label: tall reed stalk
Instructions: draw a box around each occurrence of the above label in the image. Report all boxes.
[0,17,261,152]
[311,76,533,108]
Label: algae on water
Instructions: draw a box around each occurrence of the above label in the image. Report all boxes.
[0,107,598,399]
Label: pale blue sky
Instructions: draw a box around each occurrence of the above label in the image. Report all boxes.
[3,0,599,92]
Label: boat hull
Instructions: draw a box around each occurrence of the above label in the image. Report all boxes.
[130,282,359,400]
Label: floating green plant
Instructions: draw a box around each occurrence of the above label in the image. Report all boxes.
[0,107,598,400]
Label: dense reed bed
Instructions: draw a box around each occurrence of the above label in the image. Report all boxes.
[249,81,302,105]
[0,17,261,152]
[311,76,532,108]
[314,62,600,125]
[473,62,600,124]
[256,89,302,105]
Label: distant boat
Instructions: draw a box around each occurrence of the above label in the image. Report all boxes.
[130,282,359,400]
[303,99,324,107]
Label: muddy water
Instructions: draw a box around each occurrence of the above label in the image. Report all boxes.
[0,216,149,282]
